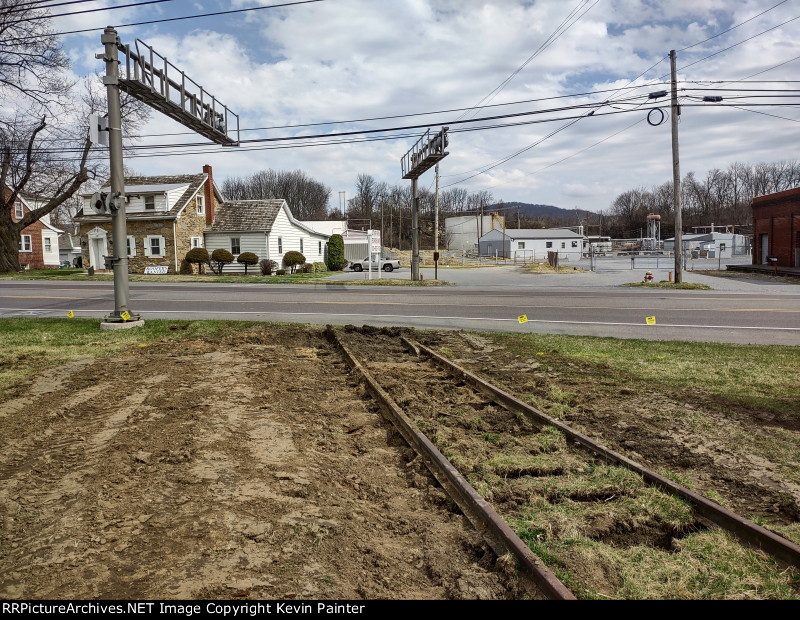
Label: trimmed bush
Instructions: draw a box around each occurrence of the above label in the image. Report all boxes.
[326,234,345,271]
[275,269,286,276]
[299,263,314,274]
[179,259,193,275]
[237,251,259,275]
[185,247,209,274]
[210,248,234,275]
[282,251,306,274]
[259,258,278,275]
[312,261,327,273]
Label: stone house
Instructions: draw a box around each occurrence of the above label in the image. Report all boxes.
[74,165,222,273]
[204,199,329,273]
[4,186,62,269]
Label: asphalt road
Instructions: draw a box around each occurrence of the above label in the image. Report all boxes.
[2,277,799,345]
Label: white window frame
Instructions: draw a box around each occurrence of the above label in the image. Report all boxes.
[318,241,322,254]
[571,241,578,248]
[278,237,283,254]
[191,236,203,249]
[14,201,24,219]
[546,241,553,249]
[144,235,165,257]
[19,234,32,252]
[300,238,304,254]
[561,242,566,249]
[126,235,136,258]
[518,242,526,250]
[231,237,241,255]
[144,195,156,210]
[195,195,204,215]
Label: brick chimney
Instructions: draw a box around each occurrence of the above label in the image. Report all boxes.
[203,164,215,226]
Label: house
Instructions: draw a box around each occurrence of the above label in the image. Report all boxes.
[4,187,62,269]
[74,165,222,273]
[204,199,329,272]
[751,187,800,267]
[58,229,83,267]
[663,232,750,258]
[479,228,584,260]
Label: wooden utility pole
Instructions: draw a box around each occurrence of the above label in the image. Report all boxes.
[670,49,683,283]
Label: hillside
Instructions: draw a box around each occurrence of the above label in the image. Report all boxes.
[492,202,595,222]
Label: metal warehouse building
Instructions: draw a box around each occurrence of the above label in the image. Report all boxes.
[478,228,585,260]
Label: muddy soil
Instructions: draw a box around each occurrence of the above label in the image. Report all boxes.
[0,326,518,600]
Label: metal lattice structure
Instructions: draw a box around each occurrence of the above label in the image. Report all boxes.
[401,128,448,179]
[118,39,240,146]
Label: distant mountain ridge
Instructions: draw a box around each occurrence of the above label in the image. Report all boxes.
[491,202,595,222]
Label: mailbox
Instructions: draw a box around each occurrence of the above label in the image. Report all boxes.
[766,256,779,265]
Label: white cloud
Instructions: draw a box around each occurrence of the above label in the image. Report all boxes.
[54,0,800,212]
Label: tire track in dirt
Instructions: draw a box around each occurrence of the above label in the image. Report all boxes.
[0,328,519,599]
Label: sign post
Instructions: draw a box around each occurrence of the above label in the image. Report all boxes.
[368,229,381,280]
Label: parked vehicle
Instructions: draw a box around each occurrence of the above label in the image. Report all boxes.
[350,257,401,272]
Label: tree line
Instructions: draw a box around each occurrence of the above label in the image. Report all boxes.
[606,160,800,239]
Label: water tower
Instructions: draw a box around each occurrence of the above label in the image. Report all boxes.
[644,214,661,250]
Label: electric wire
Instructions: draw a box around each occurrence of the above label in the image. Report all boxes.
[5,0,179,24]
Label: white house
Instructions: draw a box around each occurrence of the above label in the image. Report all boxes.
[205,199,329,272]
[664,232,750,258]
[479,228,585,260]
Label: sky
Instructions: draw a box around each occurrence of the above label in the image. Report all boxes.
[46,0,800,212]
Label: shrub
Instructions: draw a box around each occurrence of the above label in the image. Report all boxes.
[259,258,278,275]
[282,250,306,274]
[326,234,345,271]
[300,263,314,274]
[179,259,193,275]
[312,261,327,273]
[210,248,234,274]
[236,251,259,275]
[185,247,209,274]
[275,269,286,276]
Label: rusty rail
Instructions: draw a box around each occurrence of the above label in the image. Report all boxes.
[327,328,575,601]
[403,336,800,570]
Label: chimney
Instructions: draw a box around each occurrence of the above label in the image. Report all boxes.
[203,164,215,226]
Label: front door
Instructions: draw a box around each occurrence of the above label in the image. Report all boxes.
[760,233,769,264]
[88,228,109,270]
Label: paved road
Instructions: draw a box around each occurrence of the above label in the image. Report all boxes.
[2,273,799,345]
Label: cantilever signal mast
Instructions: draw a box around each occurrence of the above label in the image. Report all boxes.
[401,127,449,280]
[98,26,239,328]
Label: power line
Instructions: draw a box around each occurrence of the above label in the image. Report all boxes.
[4,0,104,15]
[4,0,327,42]
[5,0,179,24]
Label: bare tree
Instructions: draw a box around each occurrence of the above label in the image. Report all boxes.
[222,169,330,219]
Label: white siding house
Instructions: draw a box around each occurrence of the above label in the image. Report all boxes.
[479,228,585,260]
[205,200,329,273]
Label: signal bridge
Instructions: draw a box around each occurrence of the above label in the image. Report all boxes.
[116,39,240,146]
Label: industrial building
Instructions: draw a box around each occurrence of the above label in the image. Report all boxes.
[478,228,585,260]
[752,187,800,267]
[445,215,504,253]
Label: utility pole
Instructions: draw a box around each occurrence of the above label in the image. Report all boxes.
[101,26,139,327]
[670,49,683,283]
[434,163,440,253]
[411,178,420,280]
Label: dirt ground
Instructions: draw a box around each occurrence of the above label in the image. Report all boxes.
[0,326,519,600]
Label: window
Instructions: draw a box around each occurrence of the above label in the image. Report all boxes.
[145,195,155,210]
[319,241,322,254]
[191,236,203,248]
[561,242,566,249]
[19,235,32,252]
[195,195,204,215]
[144,235,165,257]
[518,242,526,250]
[300,238,304,254]
[126,236,136,257]
[719,243,726,252]
[231,237,241,255]
[44,237,52,253]
[546,241,553,248]
[571,241,578,248]
[14,202,23,219]
[278,237,283,254]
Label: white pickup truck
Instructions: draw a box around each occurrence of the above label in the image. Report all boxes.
[349,257,402,272]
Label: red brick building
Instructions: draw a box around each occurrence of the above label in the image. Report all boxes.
[4,186,62,269]
[752,187,800,267]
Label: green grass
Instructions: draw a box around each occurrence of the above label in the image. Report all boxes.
[0,269,450,286]
[488,332,800,421]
